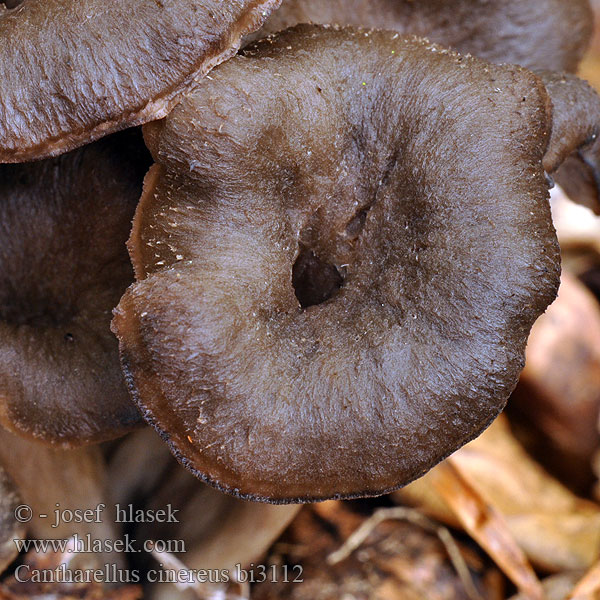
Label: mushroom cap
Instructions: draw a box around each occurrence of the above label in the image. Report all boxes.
[538,71,600,214]
[113,26,560,503]
[255,0,592,72]
[0,131,148,446]
[0,0,281,163]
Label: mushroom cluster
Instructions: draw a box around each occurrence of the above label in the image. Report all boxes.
[0,0,599,592]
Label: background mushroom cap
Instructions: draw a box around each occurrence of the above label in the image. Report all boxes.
[254,0,592,72]
[114,26,560,503]
[538,71,600,214]
[0,131,148,446]
[0,0,281,163]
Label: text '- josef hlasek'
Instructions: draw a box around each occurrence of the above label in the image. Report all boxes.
[14,503,179,528]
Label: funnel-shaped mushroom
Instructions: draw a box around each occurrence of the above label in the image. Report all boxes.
[0,131,148,446]
[113,26,560,502]
[0,0,281,163]
[256,0,592,72]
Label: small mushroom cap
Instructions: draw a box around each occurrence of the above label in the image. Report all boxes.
[255,0,592,72]
[0,0,281,163]
[114,26,560,503]
[0,131,148,446]
[538,71,600,214]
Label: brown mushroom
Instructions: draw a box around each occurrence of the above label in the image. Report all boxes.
[255,0,592,72]
[0,0,281,163]
[113,26,560,502]
[538,71,600,214]
[256,1,600,212]
[0,130,148,446]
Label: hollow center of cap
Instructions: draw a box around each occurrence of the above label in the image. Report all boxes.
[292,244,344,308]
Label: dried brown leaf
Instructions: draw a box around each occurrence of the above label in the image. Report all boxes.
[252,502,500,600]
[396,416,600,572]
[509,573,586,600]
[427,460,544,600]
[568,560,600,599]
[513,271,600,463]
[0,585,142,600]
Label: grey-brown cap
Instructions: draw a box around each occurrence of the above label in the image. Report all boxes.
[0,0,281,163]
[113,26,561,503]
[255,0,592,72]
[539,71,600,214]
[0,131,148,446]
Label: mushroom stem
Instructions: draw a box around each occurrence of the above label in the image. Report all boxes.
[0,427,124,571]
[108,430,299,600]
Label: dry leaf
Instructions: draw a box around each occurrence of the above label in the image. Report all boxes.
[396,415,600,572]
[511,270,600,473]
[568,560,600,599]
[509,573,586,600]
[251,501,502,600]
[0,586,141,600]
[551,187,600,259]
[427,460,544,600]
